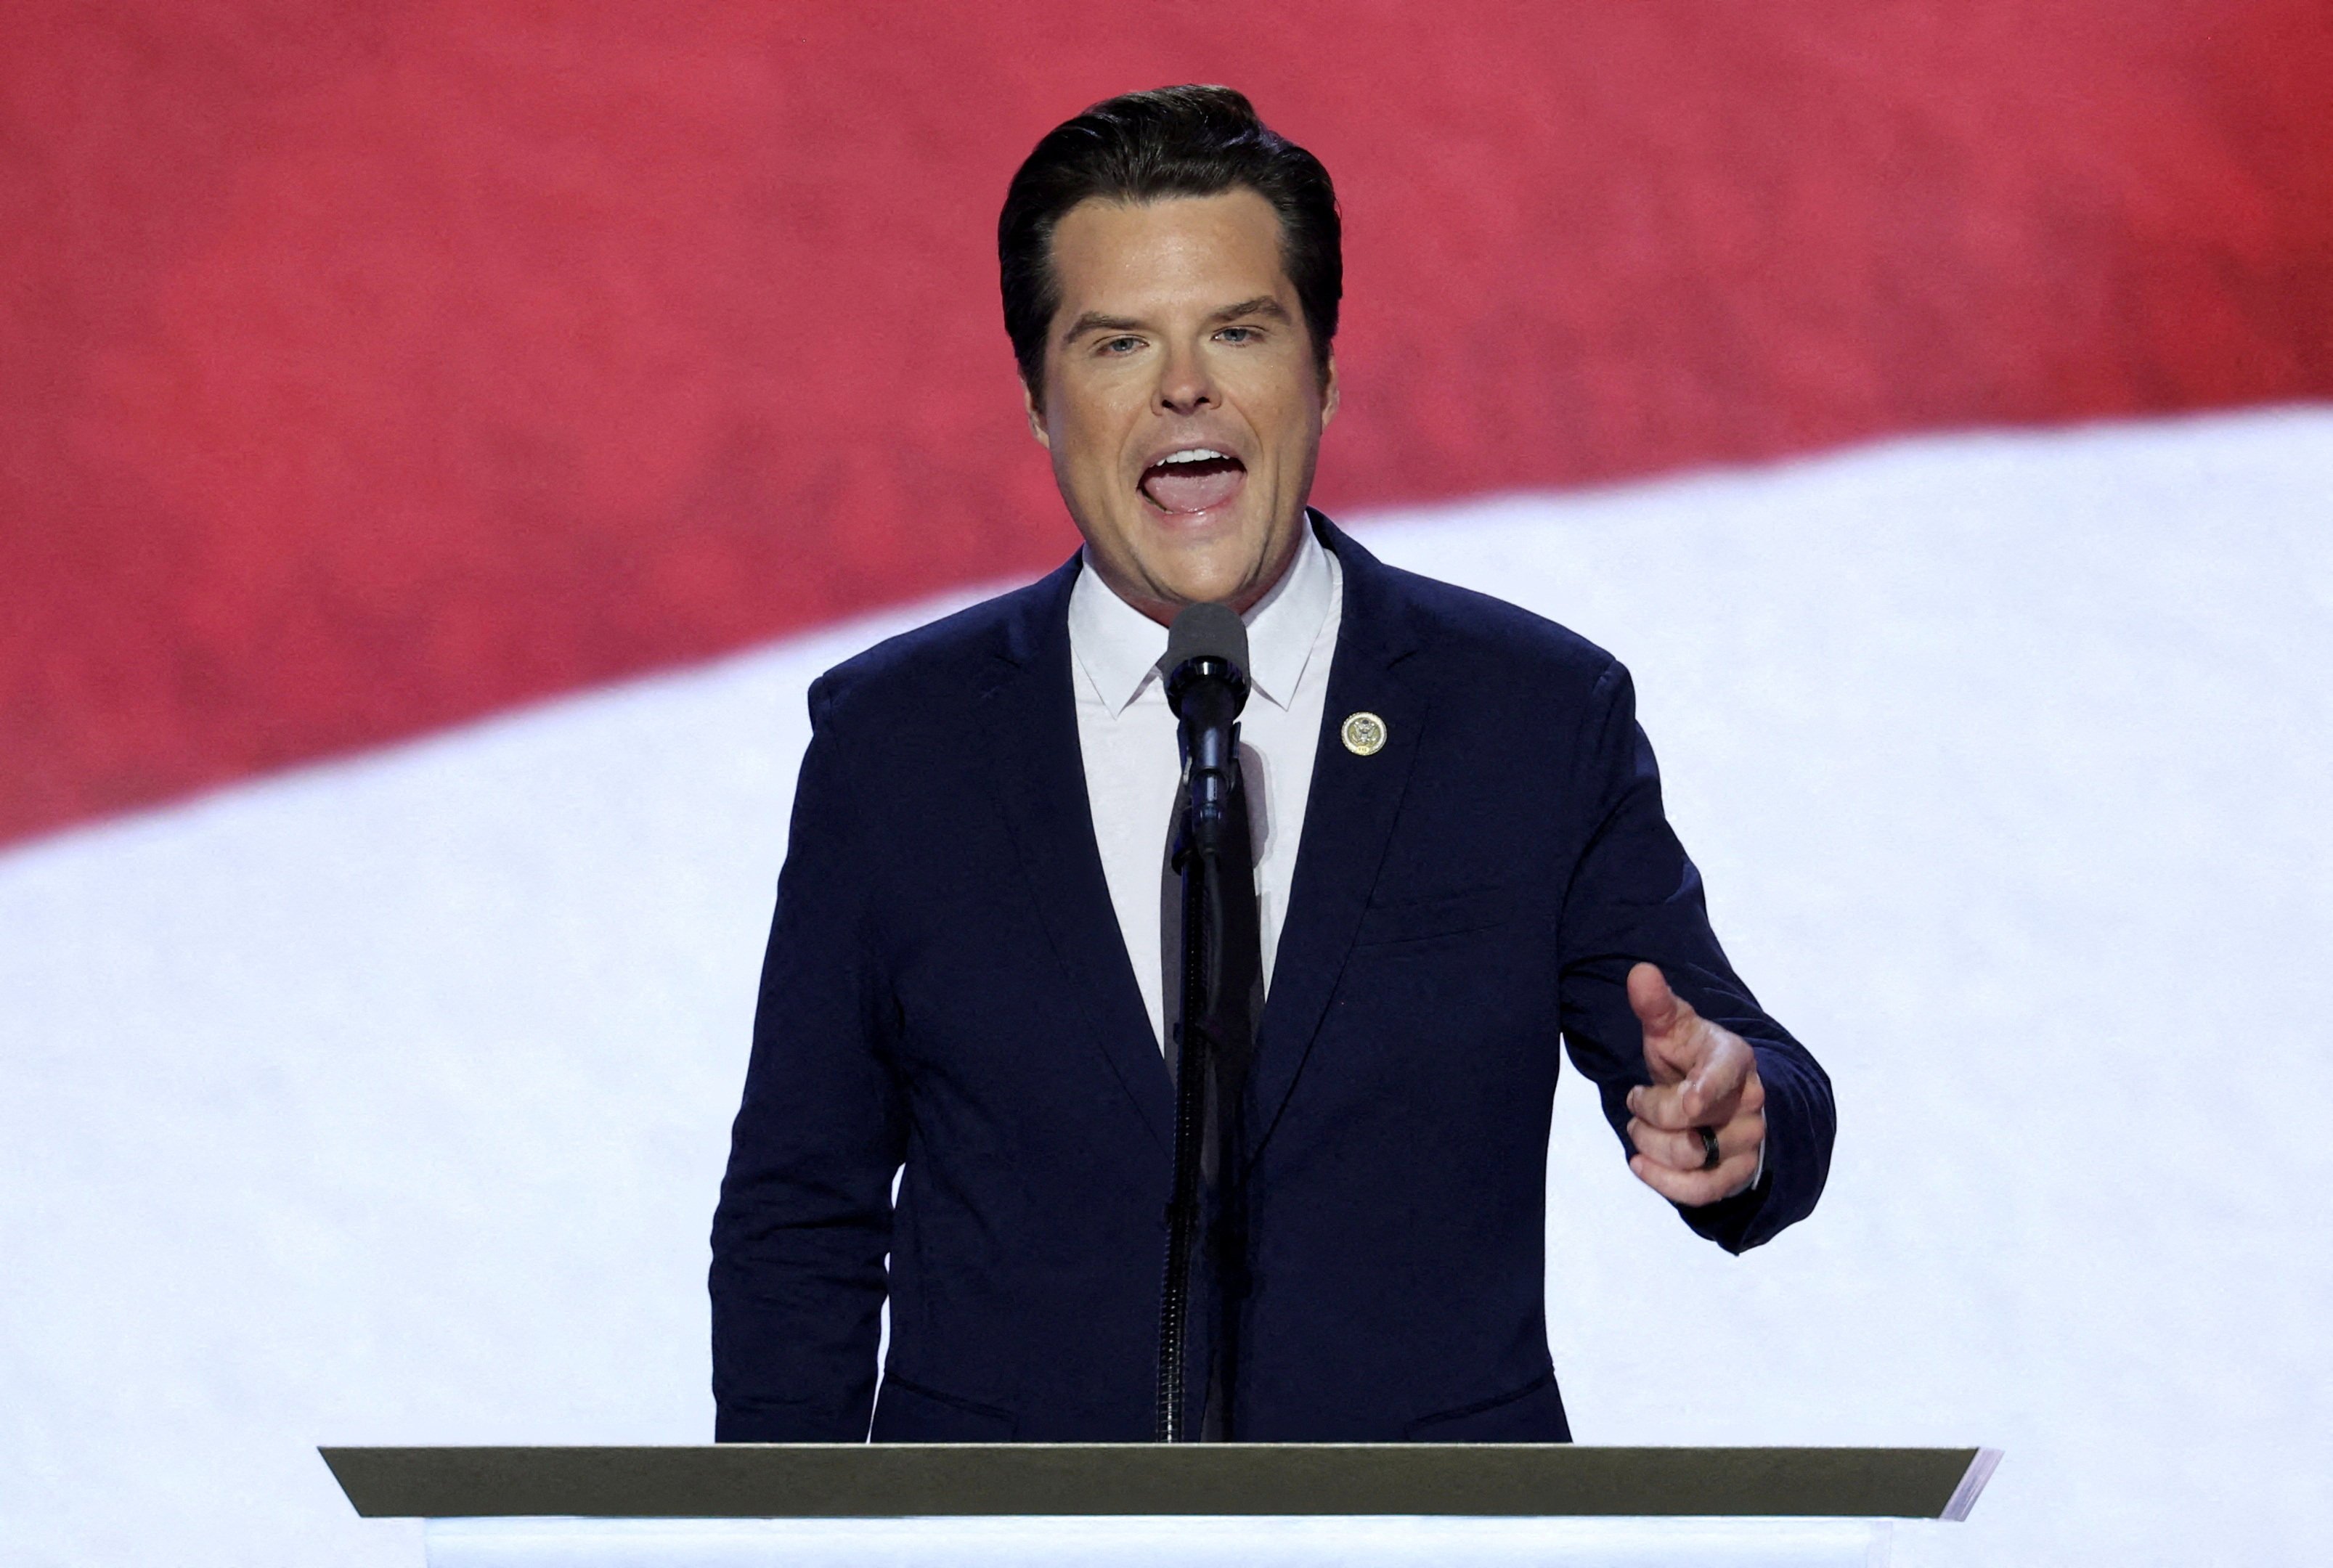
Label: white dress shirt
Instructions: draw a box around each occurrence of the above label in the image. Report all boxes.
[1068,524,1343,1051]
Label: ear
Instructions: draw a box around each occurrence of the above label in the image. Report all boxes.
[1022,377,1051,449]
[1319,353,1340,428]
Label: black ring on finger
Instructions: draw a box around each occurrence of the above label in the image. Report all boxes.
[1697,1125,1721,1171]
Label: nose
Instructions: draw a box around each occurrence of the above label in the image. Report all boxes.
[1154,340,1218,417]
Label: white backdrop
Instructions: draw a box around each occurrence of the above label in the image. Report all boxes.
[4,407,2327,1564]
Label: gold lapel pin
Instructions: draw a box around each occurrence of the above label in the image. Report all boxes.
[1340,711,1388,756]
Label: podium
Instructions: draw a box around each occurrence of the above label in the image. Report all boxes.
[322,1444,2000,1566]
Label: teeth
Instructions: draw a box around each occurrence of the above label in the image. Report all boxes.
[1157,449,1229,465]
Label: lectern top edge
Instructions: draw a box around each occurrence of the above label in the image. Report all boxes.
[318,1442,2000,1522]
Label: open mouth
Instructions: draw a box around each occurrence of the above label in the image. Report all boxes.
[1140,448,1247,515]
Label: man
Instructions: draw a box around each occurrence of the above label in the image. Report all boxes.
[710,86,1832,1442]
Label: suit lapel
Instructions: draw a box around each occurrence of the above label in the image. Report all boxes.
[1245,518,1430,1167]
[980,558,1176,1153]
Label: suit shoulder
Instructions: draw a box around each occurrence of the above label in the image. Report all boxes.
[1378,560,1621,690]
[805,568,1068,727]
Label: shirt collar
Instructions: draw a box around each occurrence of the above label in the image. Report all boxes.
[1240,518,1337,710]
[1068,520,1337,716]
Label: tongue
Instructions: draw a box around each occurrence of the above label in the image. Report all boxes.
[1143,458,1245,513]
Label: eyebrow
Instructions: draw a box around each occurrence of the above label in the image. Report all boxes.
[1062,296,1293,341]
[1209,296,1291,325]
[1063,311,1147,340]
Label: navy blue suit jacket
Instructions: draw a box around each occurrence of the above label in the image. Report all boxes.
[710,515,1833,1442]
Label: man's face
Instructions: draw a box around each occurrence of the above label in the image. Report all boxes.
[1026,189,1337,623]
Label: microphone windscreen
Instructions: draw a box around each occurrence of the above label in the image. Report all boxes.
[1165,600,1249,678]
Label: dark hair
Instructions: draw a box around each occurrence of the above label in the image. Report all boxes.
[998,85,1341,397]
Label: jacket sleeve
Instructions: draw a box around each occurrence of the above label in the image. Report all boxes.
[709,672,907,1439]
[1553,658,1834,1253]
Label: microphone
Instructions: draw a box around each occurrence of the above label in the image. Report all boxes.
[1163,602,1250,854]
[1157,601,1253,1442]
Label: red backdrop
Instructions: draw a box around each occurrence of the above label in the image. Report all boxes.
[4,0,2329,845]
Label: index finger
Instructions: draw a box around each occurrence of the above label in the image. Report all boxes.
[1626,1077,1705,1132]
[1675,1042,1753,1126]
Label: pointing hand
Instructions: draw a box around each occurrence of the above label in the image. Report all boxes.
[1622,962,1765,1206]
